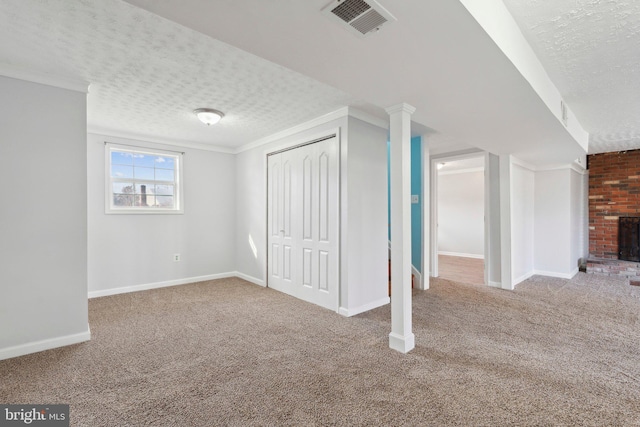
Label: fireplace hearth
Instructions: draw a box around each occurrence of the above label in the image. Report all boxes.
[588,151,640,282]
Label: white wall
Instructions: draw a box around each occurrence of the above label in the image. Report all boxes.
[235,115,388,315]
[570,168,587,265]
[534,169,570,275]
[510,162,535,284]
[343,117,388,314]
[533,166,586,278]
[0,76,90,359]
[432,153,587,289]
[87,134,236,296]
[437,170,484,258]
[580,171,589,259]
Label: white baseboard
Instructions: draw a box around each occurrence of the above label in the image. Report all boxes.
[533,268,579,280]
[488,280,515,290]
[438,251,484,260]
[412,265,424,290]
[0,326,91,361]
[486,268,579,290]
[513,271,536,286]
[339,296,390,317]
[389,239,424,289]
[88,272,237,298]
[234,271,265,287]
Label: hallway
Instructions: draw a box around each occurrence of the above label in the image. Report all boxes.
[438,255,484,285]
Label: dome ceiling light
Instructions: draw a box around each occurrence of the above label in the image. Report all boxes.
[194,108,224,126]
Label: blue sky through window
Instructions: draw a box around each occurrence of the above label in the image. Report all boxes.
[111,152,176,179]
[108,146,181,211]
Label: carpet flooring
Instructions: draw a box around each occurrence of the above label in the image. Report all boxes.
[1,273,640,426]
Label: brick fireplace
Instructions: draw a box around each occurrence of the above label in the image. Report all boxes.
[588,149,640,283]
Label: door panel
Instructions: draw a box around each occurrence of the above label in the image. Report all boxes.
[302,156,312,240]
[319,251,329,292]
[319,152,329,242]
[283,160,292,238]
[303,248,312,287]
[283,245,292,281]
[267,136,339,311]
[271,243,279,278]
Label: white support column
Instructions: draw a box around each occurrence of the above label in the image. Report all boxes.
[420,135,430,289]
[486,153,502,288]
[386,103,415,354]
[499,154,514,290]
[430,156,439,278]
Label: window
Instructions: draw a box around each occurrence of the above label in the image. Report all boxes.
[105,143,183,214]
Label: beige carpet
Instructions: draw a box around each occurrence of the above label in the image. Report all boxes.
[1,273,640,426]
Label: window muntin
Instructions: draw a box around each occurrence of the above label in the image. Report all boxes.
[106,144,183,214]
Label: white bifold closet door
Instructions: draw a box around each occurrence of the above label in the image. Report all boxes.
[267,136,339,311]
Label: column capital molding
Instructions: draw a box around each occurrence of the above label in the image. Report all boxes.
[385,103,416,116]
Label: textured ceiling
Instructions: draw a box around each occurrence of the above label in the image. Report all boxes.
[127,0,588,166]
[501,0,640,154]
[2,0,622,160]
[0,0,377,149]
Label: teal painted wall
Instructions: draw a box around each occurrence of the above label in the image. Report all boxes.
[387,136,422,272]
[410,137,422,271]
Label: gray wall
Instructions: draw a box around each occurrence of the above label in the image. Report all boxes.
[87,134,236,294]
[343,117,388,313]
[0,76,89,358]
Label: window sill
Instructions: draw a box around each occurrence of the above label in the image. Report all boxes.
[105,209,184,215]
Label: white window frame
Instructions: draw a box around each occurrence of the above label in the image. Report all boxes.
[105,142,184,214]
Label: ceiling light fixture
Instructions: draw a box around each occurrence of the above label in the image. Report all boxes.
[437,162,445,170]
[194,108,224,126]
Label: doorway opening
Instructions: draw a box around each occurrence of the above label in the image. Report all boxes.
[430,153,486,285]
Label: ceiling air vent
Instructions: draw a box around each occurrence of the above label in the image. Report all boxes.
[322,0,396,37]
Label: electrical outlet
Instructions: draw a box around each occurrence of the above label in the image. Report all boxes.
[173,254,181,262]
[411,195,419,204]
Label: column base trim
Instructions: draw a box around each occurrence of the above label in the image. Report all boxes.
[389,332,415,353]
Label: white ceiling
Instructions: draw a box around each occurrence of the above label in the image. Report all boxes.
[501,0,640,154]
[438,156,485,174]
[0,0,381,150]
[1,1,635,160]
[126,0,589,165]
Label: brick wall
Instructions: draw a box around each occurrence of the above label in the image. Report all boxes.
[589,150,640,259]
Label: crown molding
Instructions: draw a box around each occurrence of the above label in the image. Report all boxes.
[235,106,391,154]
[90,106,388,156]
[347,107,388,129]
[234,107,349,154]
[511,155,587,174]
[87,126,235,154]
[510,156,537,171]
[385,103,416,115]
[438,166,484,176]
[0,63,89,93]
[430,148,485,162]
[535,162,587,175]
